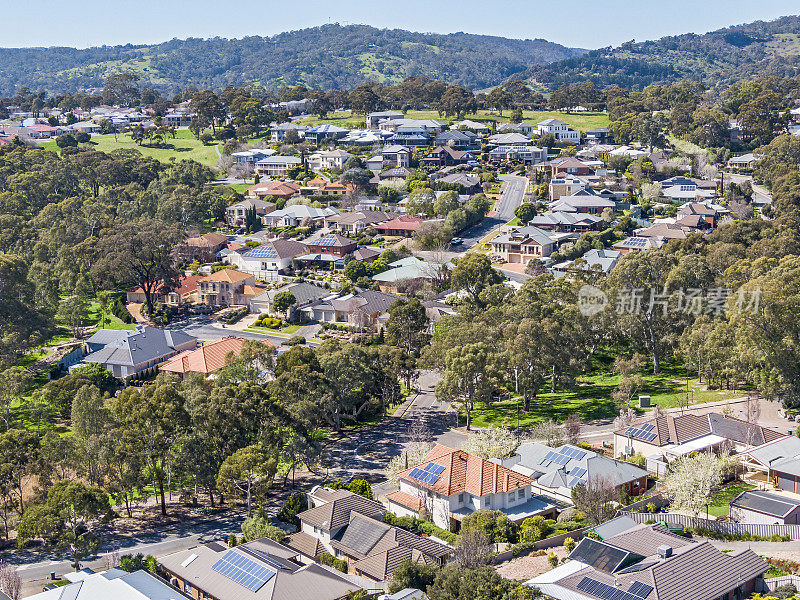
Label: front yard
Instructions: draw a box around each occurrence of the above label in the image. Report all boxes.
[707,483,755,517]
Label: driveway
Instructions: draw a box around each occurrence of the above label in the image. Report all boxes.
[168,314,290,345]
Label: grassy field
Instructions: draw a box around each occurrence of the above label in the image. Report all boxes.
[87,301,135,330]
[466,363,747,429]
[39,129,221,168]
[707,483,755,517]
[297,109,610,132]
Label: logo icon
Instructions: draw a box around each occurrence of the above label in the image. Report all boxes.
[578,285,608,317]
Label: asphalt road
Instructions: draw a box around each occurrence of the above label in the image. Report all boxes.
[12,513,243,596]
[168,314,289,345]
[728,173,773,205]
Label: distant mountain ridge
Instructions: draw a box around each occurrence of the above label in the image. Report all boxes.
[515,14,800,90]
[0,24,586,95]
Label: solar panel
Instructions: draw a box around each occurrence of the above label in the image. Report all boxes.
[578,577,643,600]
[644,432,657,441]
[544,451,559,462]
[641,423,655,432]
[555,454,570,465]
[409,468,425,481]
[629,582,654,598]
[573,449,586,459]
[424,463,445,475]
[211,550,275,592]
[563,447,577,458]
[570,467,587,478]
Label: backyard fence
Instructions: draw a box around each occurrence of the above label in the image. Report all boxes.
[618,510,800,539]
[762,576,800,592]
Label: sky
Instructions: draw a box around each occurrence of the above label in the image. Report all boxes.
[3,0,799,50]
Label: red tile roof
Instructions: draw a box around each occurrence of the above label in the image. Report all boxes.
[375,216,426,232]
[160,336,276,374]
[397,444,532,497]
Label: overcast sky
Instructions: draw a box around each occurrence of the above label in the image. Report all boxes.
[3,1,799,49]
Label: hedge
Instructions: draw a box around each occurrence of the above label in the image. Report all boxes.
[318,552,349,573]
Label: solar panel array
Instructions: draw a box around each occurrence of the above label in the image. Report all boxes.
[628,582,654,598]
[243,245,278,259]
[314,234,341,247]
[542,446,587,467]
[625,422,657,441]
[408,462,445,486]
[211,550,276,592]
[624,237,649,248]
[567,465,588,488]
[577,577,649,600]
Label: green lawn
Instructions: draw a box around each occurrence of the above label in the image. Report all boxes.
[86,301,135,331]
[296,109,609,133]
[467,362,748,429]
[39,129,221,167]
[282,325,301,334]
[707,483,755,517]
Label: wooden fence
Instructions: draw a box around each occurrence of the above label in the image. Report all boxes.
[618,510,800,539]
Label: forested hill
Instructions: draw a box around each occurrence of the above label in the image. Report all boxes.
[0,24,585,95]
[514,15,800,91]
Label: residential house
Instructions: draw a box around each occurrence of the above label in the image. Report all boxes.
[728,153,759,169]
[26,568,191,600]
[489,145,547,164]
[366,110,404,128]
[550,193,616,215]
[159,537,373,600]
[730,490,800,525]
[184,232,230,261]
[614,412,786,472]
[303,233,358,257]
[288,490,451,582]
[226,198,277,227]
[352,246,382,263]
[356,198,385,212]
[269,122,306,143]
[499,443,648,503]
[548,177,587,200]
[422,146,475,167]
[262,205,339,228]
[738,436,800,493]
[308,149,353,171]
[69,326,197,380]
[197,269,263,306]
[380,145,411,168]
[69,121,102,134]
[371,257,444,293]
[487,132,532,146]
[490,226,557,264]
[125,274,203,305]
[434,129,479,149]
[551,248,621,277]
[255,156,303,177]
[301,178,352,197]
[634,222,690,241]
[231,148,276,164]
[548,157,595,178]
[160,336,276,378]
[527,522,768,600]
[326,211,392,235]
[537,118,581,143]
[585,128,613,144]
[248,281,331,318]
[435,173,481,193]
[246,181,300,201]
[388,126,431,147]
[613,236,663,254]
[227,239,309,277]
[374,215,426,237]
[304,124,350,145]
[299,289,400,328]
[499,122,535,136]
[379,167,413,183]
[385,444,556,531]
[453,119,491,135]
[529,212,603,233]
[340,129,392,146]
[379,118,445,134]
[677,202,721,228]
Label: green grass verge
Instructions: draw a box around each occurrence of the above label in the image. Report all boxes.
[707,482,755,517]
[467,363,747,428]
[39,129,221,167]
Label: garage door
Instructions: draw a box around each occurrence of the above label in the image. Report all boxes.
[778,473,795,492]
[508,254,521,263]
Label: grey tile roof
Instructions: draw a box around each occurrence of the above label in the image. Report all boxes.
[297,490,385,532]
[83,327,196,368]
[742,436,800,475]
[730,490,800,517]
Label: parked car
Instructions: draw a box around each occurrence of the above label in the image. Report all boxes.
[451,237,463,245]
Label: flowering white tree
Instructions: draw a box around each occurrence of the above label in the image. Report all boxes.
[0,561,20,600]
[385,441,435,485]
[525,419,566,447]
[462,427,519,459]
[663,453,738,516]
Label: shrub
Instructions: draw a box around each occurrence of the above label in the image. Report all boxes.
[256,317,281,329]
[283,336,306,346]
[564,537,576,552]
[646,502,657,513]
[241,510,286,542]
[460,510,516,544]
[277,492,308,528]
[318,552,349,573]
[220,306,249,324]
[548,551,559,567]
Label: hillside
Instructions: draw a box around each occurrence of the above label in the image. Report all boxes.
[514,14,800,91]
[0,24,585,95]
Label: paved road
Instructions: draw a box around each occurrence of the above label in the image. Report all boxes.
[728,174,772,205]
[322,371,465,483]
[168,314,290,345]
[12,513,243,596]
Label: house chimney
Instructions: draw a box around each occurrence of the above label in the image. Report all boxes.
[657,545,672,559]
